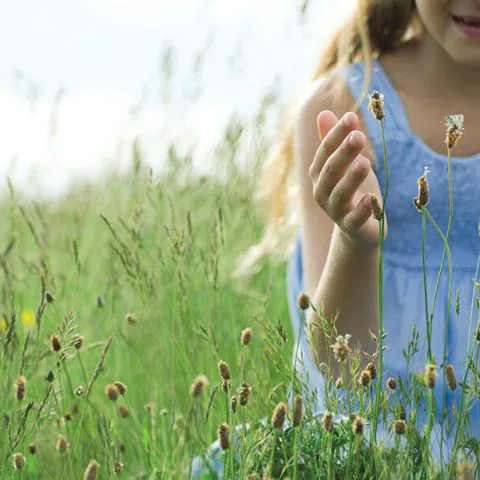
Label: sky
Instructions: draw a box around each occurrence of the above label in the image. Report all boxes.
[0,0,355,196]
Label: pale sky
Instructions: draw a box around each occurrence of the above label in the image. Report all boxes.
[0,0,355,196]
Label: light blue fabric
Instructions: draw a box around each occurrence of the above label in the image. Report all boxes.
[287,59,480,448]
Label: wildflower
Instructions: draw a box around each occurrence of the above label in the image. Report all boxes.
[443,114,464,149]
[368,90,385,120]
[113,381,127,396]
[14,376,27,401]
[425,364,437,389]
[231,396,237,414]
[217,423,229,450]
[393,420,407,436]
[189,375,209,397]
[296,293,310,311]
[322,411,334,432]
[45,291,55,303]
[72,334,84,349]
[366,362,377,380]
[238,383,251,406]
[241,327,252,345]
[113,461,124,473]
[56,435,69,455]
[386,377,397,391]
[28,443,36,455]
[12,453,26,470]
[445,364,457,391]
[293,395,303,427]
[50,334,62,353]
[413,167,430,211]
[105,384,120,401]
[21,310,36,329]
[271,402,288,430]
[83,459,100,480]
[331,334,352,362]
[218,361,231,381]
[116,405,130,418]
[125,313,137,325]
[352,416,365,435]
[370,194,383,220]
[359,369,372,387]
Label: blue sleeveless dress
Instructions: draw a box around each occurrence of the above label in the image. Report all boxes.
[287,59,480,445]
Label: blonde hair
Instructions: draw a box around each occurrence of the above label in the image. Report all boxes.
[234,0,421,278]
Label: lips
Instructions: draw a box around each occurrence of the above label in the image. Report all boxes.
[452,15,480,26]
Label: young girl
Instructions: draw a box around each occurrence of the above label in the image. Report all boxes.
[237,0,480,447]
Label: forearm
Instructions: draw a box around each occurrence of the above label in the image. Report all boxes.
[307,225,379,371]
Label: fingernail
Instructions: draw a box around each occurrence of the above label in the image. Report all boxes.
[342,113,351,126]
[348,132,358,147]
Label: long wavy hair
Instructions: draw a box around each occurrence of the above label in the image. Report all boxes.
[233,0,422,277]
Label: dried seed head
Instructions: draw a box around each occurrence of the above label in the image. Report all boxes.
[296,293,310,311]
[238,383,251,406]
[189,375,209,397]
[359,369,372,387]
[45,291,55,303]
[386,377,397,391]
[368,90,385,120]
[105,384,120,401]
[413,167,430,211]
[393,420,407,436]
[217,423,229,450]
[56,435,69,455]
[83,459,100,480]
[396,404,406,421]
[113,461,124,474]
[218,361,231,381]
[50,334,62,353]
[231,396,237,414]
[366,362,377,380]
[271,402,288,430]
[352,416,365,435]
[12,453,26,470]
[331,334,352,362]
[221,380,230,394]
[28,443,36,455]
[293,395,303,427]
[370,194,383,220]
[14,375,27,401]
[241,327,252,345]
[443,114,464,149]
[322,411,334,432]
[113,381,127,396]
[125,313,137,325]
[425,364,437,389]
[116,405,130,419]
[445,364,457,391]
[72,334,84,349]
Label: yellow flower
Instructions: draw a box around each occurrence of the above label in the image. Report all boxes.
[22,311,36,329]
[0,315,7,333]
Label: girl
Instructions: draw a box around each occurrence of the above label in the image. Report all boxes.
[237,0,480,451]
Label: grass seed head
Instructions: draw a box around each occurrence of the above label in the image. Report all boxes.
[50,334,62,353]
[96,296,105,308]
[335,377,343,389]
[116,405,130,419]
[76,386,84,396]
[231,396,237,414]
[359,369,372,387]
[271,402,288,430]
[238,383,251,406]
[370,194,383,220]
[217,423,229,450]
[331,334,352,362]
[386,376,397,391]
[445,364,457,391]
[113,381,127,396]
[241,327,252,345]
[28,443,36,455]
[105,384,120,401]
[475,327,480,342]
[45,291,55,303]
[368,90,385,120]
[12,453,26,470]
[413,167,430,211]
[218,361,231,381]
[296,293,310,311]
[293,395,303,427]
[221,380,230,394]
[425,364,437,389]
[125,313,137,325]
[322,411,334,432]
[83,459,100,480]
[366,362,377,380]
[352,416,365,435]
[56,435,69,455]
[14,375,27,401]
[396,404,406,421]
[189,375,209,397]
[443,114,464,149]
[393,420,407,435]
[72,334,84,349]
[113,461,124,474]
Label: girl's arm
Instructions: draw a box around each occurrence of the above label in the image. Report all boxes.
[294,78,382,375]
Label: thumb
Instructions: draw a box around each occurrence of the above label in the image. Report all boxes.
[317,110,339,141]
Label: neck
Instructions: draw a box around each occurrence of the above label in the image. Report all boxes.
[413,34,480,101]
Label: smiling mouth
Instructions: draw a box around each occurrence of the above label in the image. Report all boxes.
[452,15,480,26]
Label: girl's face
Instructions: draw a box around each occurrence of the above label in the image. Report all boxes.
[415,0,480,67]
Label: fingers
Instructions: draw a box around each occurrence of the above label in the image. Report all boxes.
[342,194,374,233]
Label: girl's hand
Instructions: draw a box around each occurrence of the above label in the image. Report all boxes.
[309,110,387,250]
